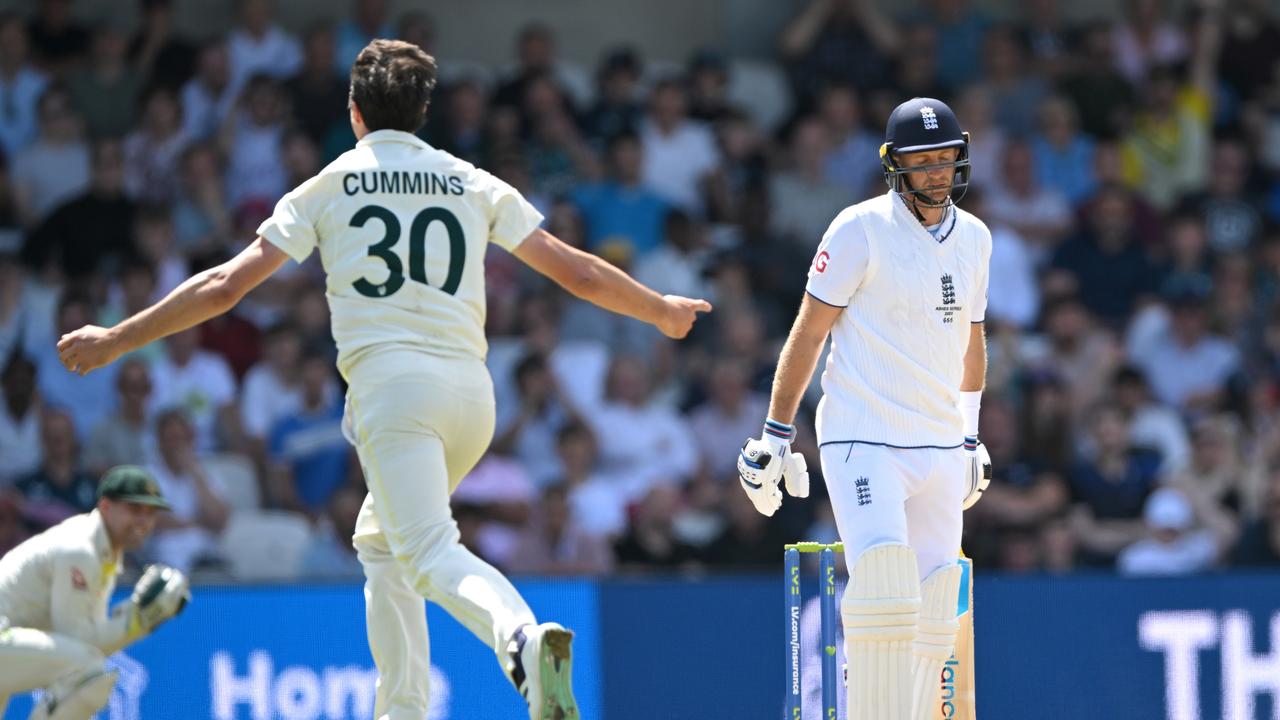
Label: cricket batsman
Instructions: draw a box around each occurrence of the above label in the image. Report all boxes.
[0,466,189,719]
[55,39,710,720]
[737,97,991,719]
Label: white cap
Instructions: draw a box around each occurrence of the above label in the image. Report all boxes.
[1145,488,1194,531]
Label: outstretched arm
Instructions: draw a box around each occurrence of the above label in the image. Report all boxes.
[58,238,290,374]
[512,227,711,338]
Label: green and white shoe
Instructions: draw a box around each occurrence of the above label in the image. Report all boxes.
[509,622,579,720]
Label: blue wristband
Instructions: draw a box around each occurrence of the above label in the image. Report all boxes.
[764,418,795,441]
[963,435,978,451]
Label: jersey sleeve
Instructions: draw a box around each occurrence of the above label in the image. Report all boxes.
[257,173,326,263]
[971,221,992,323]
[481,170,545,252]
[805,211,870,308]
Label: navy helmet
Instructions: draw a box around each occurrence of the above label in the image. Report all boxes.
[880,97,970,208]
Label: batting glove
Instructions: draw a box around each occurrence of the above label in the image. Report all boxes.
[123,564,191,638]
[962,436,992,510]
[738,419,810,517]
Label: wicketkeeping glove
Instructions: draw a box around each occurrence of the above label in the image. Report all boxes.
[738,419,810,517]
[123,564,191,638]
[962,436,992,510]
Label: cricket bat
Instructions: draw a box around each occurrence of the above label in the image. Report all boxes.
[939,554,977,719]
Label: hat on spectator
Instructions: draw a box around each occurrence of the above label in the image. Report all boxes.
[1144,488,1193,531]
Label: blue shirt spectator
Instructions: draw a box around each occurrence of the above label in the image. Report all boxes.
[572,131,667,256]
[267,353,350,515]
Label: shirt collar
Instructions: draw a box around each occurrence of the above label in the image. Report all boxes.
[356,129,432,150]
[889,189,956,248]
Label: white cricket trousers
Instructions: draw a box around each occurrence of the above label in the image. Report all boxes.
[344,350,536,720]
[820,443,965,579]
[0,620,108,713]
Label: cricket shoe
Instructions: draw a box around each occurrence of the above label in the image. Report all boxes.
[507,622,579,720]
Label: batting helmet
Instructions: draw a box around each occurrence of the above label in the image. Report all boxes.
[880,97,970,208]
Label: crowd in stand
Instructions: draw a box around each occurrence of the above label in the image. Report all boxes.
[2,0,1280,580]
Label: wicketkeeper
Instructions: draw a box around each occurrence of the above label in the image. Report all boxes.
[0,466,190,719]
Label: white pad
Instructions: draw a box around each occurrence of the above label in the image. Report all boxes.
[29,669,117,720]
[841,543,920,720]
[910,563,963,720]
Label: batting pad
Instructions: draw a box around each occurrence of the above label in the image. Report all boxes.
[841,543,920,720]
[910,562,963,720]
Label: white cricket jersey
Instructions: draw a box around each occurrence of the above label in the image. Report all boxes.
[258,130,544,378]
[805,190,991,448]
[0,510,133,653]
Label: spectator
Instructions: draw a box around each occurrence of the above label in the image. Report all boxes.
[25,138,134,281]
[582,48,643,143]
[508,483,614,575]
[266,349,350,518]
[430,78,489,166]
[0,14,48,159]
[572,131,668,256]
[1121,65,1212,210]
[396,11,435,56]
[1133,287,1239,414]
[300,485,364,579]
[1179,139,1264,254]
[32,293,118,441]
[131,204,187,301]
[84,358,153,477]
[954,84,1006,194]
[180,39,237,142]
[522,78,598,199]
[889,24,950,102]
[1112,0,1188,84]
[0,352,40,486]
[1048,185,1156,323]
[1017,372,1074,477]
[493,23,591,114]
[1233,466,1280,565]
[1153,213,1213,300]
[171,143,230,254]
[285,23,348,149]
[333,0,393,73]
[67,23,143,139]
[984,140,1073,257]
[1030,95,1097,206]
[452,454,536,570]
[492,353,584,488]
[703,110,768,225]
[129,0,197,91]
[26,0,89,73]
[0,230,54,364]
[1111,365,1192,477]
[1058,22,1135,140]
[613,484,700,570]
[916,0,989,90]
[686,50,733,124]
[146,409,231,572]
[123,85,190,204]
[149,327,241,453]
[1068,403,1163,565]
[769,116,850,247]
[964,189,1038,329]
[700,476,787,568]
[11,85,90,227]
[819,84,880,199]
[979,24,1050,138]
[1217,0,1280,103]
[1018,0,1077,80]
[778,0,899,105]
[240,322,304,444]
[0,490,26,555]
[587,356,698,503]
[15,409,98,531]
[1168,414,1263,521]
[219,74,288,209]
[551,420,626,539]
[639,78,720,214]
[633,211,714,302]
[227,0,303,89]
[1024,297,1123,421]
[965,397,1068,565]
[688,356,768,481]
[1117,487,1224,575]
